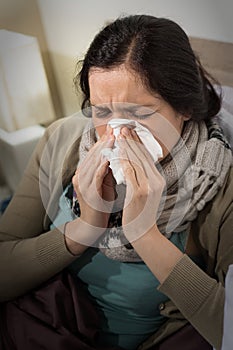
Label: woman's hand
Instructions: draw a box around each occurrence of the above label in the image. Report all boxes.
[72,127,115,230]
[65,127,116,255]
[118,127,166,243]
[115,127,183,283]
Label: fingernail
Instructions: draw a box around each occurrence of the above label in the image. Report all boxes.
[122,127,129,136]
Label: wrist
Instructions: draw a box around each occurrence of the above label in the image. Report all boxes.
[64,218,106,254]
[64,234,86,256]
[131,225,184,283]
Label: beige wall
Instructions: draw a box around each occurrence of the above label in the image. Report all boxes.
[37,0,233,117]
[1,0,232,121]
[190,37,233,88]
[0,0,63,120]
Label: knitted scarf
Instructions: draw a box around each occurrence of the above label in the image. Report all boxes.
[68,118,232,262]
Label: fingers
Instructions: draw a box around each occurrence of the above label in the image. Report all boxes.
[131,129,158,173]
[118,128,151,180]
[118,137,144,187]
[95,160,110,196]
[73,126,115,208]
[81,129,114,172]
[120,127,161,180]
[77,129,114,187]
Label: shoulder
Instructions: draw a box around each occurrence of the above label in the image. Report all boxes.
[36,114,89,160]
[202,165,233,223]
[191,166,233,247]
[216,165,233,208]
[45,114,88,140]
[31,114,89,187]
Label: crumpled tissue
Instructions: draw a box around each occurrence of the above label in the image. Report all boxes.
[101,119,163,184]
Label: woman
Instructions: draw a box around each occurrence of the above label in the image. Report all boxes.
[0,15,232,350]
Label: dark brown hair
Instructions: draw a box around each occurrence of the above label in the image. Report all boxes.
[74,15,221,120]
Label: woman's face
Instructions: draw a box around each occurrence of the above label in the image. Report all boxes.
[89,65,189,158]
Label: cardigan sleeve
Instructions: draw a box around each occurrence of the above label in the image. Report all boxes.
[158,167,233,350]
[0,119,77,302]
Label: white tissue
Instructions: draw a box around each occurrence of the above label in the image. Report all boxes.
[101,119,163,184]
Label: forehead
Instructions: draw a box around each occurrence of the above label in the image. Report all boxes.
[88,66,157,105]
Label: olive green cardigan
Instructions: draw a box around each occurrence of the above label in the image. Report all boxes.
[0,114,233,350]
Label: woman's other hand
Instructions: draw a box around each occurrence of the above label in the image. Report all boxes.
[64,128,115,255]
[73,127,115,228]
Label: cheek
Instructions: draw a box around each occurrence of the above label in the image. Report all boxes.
[92,114,112,137]
[96,125,106,137]
[93,119,107,137]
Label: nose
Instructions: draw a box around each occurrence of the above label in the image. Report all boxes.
[110,110,131,120]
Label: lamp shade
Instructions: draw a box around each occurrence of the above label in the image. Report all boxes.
[0,30,55,132]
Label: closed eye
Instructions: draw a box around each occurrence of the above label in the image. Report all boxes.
[130,106,156,119]
[134,110,155,119]
[92,106,112,118]
[92,104,156,119]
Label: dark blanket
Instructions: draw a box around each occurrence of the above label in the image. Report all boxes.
[0,270,212,350]
[0,271,120,350]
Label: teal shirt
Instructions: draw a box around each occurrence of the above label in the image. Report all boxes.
[52,187,188,350]
[69,232,186,350]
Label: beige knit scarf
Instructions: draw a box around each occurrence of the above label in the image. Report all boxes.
[73,118,232,261]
